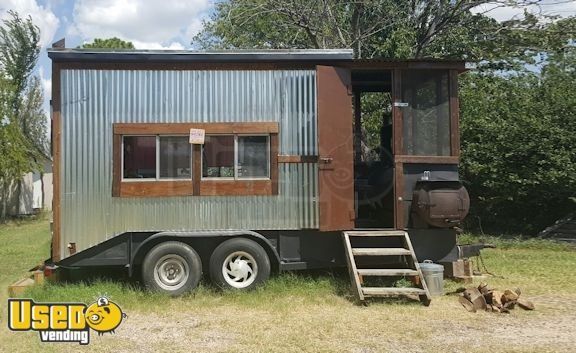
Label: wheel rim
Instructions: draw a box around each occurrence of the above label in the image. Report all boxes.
[153,254,189,291]
[222,251,258,288]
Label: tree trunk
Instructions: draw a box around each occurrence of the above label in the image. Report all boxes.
[0,181,7,222]
[40,171,45,212]
[16,179,22,216]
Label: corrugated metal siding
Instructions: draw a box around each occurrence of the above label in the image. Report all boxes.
[59,69,318,257]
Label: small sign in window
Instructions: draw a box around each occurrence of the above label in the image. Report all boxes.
[189,128,205,144]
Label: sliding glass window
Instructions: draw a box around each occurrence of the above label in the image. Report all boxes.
[202,135,270,180]
[123,135,192,181]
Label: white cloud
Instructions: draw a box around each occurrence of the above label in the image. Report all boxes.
[71,0,211,47]
[131,40,185,50]
[38,66,51,121]
[185,18,204,40]
[39,67,51,101]
[473,1,576,22]
[0,0,59,48]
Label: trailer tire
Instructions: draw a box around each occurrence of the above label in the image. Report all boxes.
[210,238,270,290]
[142,241,202,296]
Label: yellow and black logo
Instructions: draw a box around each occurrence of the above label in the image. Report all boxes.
[8,296,126,345]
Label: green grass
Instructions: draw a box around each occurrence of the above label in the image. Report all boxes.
[0,217,51,299]
[458,232,574,251]
[456,232,576,297]
[1,219,576,353]
[23,271,353,312]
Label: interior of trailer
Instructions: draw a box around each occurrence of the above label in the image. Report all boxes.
[352,70,395,228]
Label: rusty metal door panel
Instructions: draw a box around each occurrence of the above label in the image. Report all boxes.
[316,66,355,231]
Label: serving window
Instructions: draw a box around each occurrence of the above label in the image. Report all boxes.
[202,135,270,179]
[202,135,235,178]
[237,136,270,178]
[122,135,191,180]
[159,136,192,179]
[112,122,279,197]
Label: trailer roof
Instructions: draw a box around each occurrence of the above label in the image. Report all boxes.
[47,48,355,62]
[47,48,466,72]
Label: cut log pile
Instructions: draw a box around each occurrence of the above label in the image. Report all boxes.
[458,282,535,313]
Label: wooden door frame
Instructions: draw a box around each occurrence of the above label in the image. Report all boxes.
[392,69,461,229]
[392,69,404,229]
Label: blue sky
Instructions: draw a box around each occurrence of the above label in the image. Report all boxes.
[0,0,214,115]
[0,0,574,120]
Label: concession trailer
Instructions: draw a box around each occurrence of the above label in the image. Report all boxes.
[46,44,471,302]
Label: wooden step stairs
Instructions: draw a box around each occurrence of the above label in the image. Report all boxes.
[343,230,431,305]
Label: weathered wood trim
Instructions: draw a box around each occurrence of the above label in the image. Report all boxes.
[392,69,403,155]
[51,62,61,262]
[200,180,272,196]
[347,61,467,72]
[120,181,194,197]
[449,69,460,157]
[394,161,405,229]
[270,134,279,195]
[112,134,122,197]
[277,155,319,163]
[54,59,466,73]
[112,122,279,198]
[394,155,459,164]
[192,145,201,195]
[392,69,404,230]
[354,92,362,163]
[114,122,279,135]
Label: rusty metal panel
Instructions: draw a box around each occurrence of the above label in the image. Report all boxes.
[59,69,318,259]
[316,66,355,231]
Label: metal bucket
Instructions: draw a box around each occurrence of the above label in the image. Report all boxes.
[419,260,444,296]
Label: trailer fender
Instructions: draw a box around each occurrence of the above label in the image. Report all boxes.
[129,230,281,276]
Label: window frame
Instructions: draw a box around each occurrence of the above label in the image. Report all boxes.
[391,69,460,166]
[400,69,451,157]
[121,134,158,182]
[237,134,271,180]
[157,135,193,181]
[201,134,236,181]
[121,134,193,182]
[112,122,280,197]
[201,134,271,181]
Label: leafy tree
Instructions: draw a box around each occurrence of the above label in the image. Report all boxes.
[0,77,33,220]
[197,1,576,234]
[194,0,546,61]
[81,37,135,49]
[459,46,576,234]
[0,10,40,110]
[19,76,48,156]
[0,10,46,221]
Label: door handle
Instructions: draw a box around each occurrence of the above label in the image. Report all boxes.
[319,157,333,164]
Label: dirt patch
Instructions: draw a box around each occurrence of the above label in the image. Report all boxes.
[96,296,576,353]
[423,296,576,353]
[98,312,237,353]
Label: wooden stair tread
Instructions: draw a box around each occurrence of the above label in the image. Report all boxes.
[346,230,407,237]
[342,230,432,303]
[352,248,411,256]
[357,269,419,276]
[362,287,427,296]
